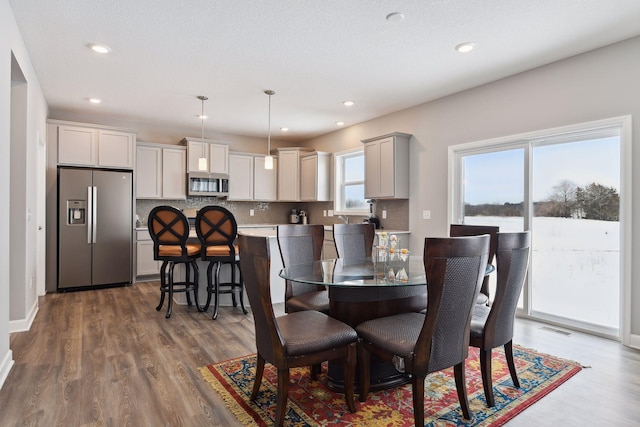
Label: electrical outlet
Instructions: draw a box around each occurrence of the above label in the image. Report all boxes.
[29,276,34,289]
[328,210,334,217]
[382,210,387,219]
[423,210,431,220]
[249,209,255,216]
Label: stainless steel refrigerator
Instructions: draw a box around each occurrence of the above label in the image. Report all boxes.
[58,167,133,289]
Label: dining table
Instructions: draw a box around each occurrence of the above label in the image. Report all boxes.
[281,255,430,392]
[280,255,495,392]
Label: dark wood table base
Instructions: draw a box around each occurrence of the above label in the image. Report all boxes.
[327,286,427,392]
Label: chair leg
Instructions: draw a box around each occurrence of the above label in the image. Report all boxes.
[156,261,168,311]
[310,364,321,380]
[504,341,520,388]
[185,261,192,306]
[237,262,248,314]
[411,374,425,427]
[275,369,290,427]
[343,342,357,413]
[213,262,221,320]
[230,261,238,307]
[357,341,370,402]
[192,261,202,312]
[480,348,495,407]
[203,261,215,311]
[166,262,175,318]
[250,354,266,401]
[454,362,472,420]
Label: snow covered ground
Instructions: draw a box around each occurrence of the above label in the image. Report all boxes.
[465,216,620,329]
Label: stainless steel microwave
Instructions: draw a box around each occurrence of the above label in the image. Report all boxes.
[187,172,229,197]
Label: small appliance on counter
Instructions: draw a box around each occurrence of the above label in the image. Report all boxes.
[363,199,382,229]
[299,210,308,225]
[289,209,300,224]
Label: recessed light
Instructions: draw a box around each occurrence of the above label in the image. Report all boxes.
[88,43,111,54]
[455,42,475,53]
[336,121,345,126]
[343,101,355,107]
[197,115,208,119]
[89,98,102,104]
[386,12,405,23]
[281,127,289,132]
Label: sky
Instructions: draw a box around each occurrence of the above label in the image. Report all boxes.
[463,136,620,205]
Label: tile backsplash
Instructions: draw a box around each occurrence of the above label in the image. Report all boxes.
[136,198,408,230]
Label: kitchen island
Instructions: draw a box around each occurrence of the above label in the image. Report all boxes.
[136,224,410,312]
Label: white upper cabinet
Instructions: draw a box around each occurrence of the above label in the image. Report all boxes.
[228,153,278,201]
[300,151,332,201]
[58,126,97,166]
[161,147,187,199]
[228,153,254,200]
[136,145,162,198]
[276,147,313,201]
[136,143,186,200]
[362,132,411,199]
[57,124,134,169]
[182,137,231,174]
[98,129,135,168]
[254,155,278,201]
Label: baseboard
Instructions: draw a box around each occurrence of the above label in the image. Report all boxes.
[627,333,640,350]
[9,299,39,333]
[0,349,15,390]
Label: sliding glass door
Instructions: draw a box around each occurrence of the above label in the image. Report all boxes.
[531,134,620,334]
[450,118,629,338]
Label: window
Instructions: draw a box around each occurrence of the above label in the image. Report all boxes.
[334,148,368,215]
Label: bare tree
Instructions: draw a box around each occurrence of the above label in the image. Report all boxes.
[547,179,577,217]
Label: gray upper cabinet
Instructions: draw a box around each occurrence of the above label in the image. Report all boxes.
[362,132,411,199]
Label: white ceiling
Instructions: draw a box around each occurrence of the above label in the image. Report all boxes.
[9,0,640,143]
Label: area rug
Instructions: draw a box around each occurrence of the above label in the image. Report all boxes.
[199,345,582,426]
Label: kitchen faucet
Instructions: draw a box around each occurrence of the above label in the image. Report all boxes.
[338,215,349,224]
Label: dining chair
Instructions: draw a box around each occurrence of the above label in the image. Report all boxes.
[450,224,500,305]
[147,206,201,318]
[195,205,247,320]
[333,223,375,262]
[238,234,358,427]
[356,235,489,426]
[470,231,531,407]
[277,224,329,314]
[333,223,428,314]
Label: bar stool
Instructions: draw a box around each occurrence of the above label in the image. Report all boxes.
[195,205,248,320]
[147,206,202,318]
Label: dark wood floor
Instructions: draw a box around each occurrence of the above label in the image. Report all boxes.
[1,281,639,426]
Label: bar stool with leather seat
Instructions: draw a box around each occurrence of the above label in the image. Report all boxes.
[147,206,202,318]
[195,205,248,320]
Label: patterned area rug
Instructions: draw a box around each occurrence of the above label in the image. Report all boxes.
[199,346,582,426]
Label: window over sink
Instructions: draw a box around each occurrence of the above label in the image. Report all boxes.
[334,148,368,215]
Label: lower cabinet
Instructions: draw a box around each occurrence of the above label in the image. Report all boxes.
[136,230,160,277]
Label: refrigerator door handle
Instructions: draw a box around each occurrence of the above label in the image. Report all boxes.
[87,186,93,244]
[92,186,98,244]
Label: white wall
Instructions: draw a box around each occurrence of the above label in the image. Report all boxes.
[302,36,640,338]
[0,0,49,387]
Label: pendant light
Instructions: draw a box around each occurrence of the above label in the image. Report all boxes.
[264,90,275,170]
[197,95,208,171]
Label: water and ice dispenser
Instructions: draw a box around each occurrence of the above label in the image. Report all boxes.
[67,200,86,225]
